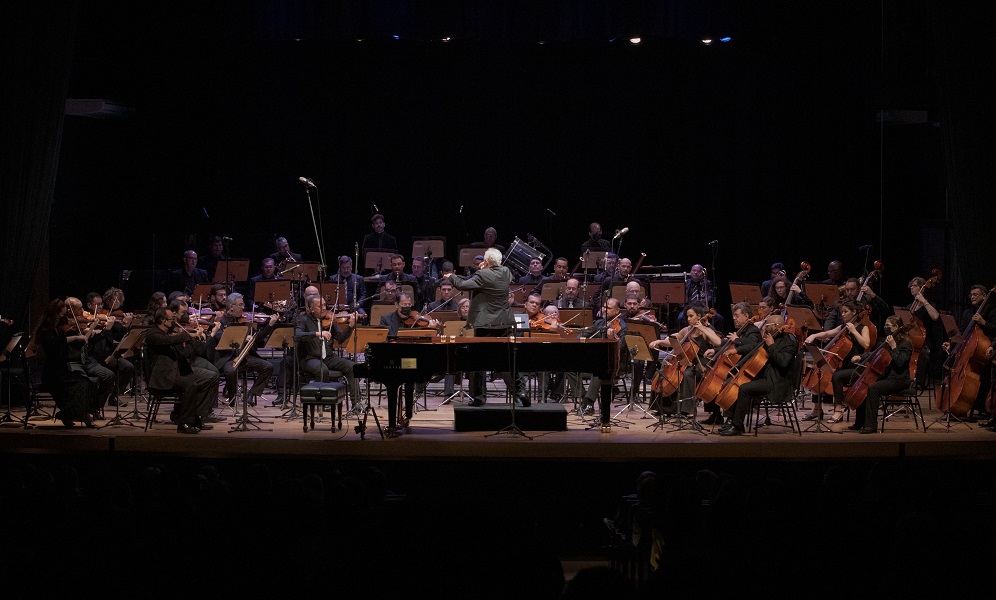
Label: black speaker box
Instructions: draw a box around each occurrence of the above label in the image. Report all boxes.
[453,402,568,432]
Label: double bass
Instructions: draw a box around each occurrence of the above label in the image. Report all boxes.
[905,268,941,378]
[940,284,996,416]
[843,318,915,410]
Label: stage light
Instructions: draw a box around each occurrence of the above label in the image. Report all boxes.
[701,38,713,45]
[720,36,732,43]
[629,37,641,45]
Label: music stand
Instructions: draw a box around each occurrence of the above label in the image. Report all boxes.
[364,250,395,274]
[540,282,567,303]
[253,280,292,308]
[939,311,961,341]
[650,282,684,331]
[559,309,592,329]
[412,237,445,262]
[368,304,395,327]
[785,306,822,336]
[0,333,26,426]
[317,282,348,307]
[802,344,840,433]
[99,328,148,429]
[282,261,321,283]
[191,284,216,305]
[581,250,607,270]
[457,246,481,269]
[263,325,296,412]
[805,283,840,318]
[728,283,763,306]
[614,334,656,421]
[213,259,250,284]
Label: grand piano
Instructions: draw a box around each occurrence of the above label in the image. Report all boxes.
[354,336,620,434]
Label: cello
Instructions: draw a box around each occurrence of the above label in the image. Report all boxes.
[801,305,869,397]
[713,317,794,410]
[843,317,915,410]
[695,314,766,405]
[650,310,712,398]
[940,284,996,416]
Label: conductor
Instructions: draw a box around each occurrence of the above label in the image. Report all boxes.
[448,247,529,407]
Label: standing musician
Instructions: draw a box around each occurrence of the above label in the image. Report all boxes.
[144,307,219,434]
[718,314,798,436]
[361,213,399,254]
[649,301,721,418]
[447,247,529,408]
[30,299,100,428]
[845,314,913,434]
[208,292,276,407]
[580,222,612,253]
[294,293,364,412]
[803,300,872,423]
[696,302,763,425]
[198,235,229,282]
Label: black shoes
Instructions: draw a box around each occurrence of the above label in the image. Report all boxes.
[719,423,744,436]
[269,395,286,407]
[847,423,862,431]
[516,394,531,407]
[201,412,225,423]
[468,396,487,407]
[859,427,876,434]
[700,413,723,425]
[177,424,200,434]
[982,418,996,428]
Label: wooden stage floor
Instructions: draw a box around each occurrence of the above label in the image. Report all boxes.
[3,381,995,463]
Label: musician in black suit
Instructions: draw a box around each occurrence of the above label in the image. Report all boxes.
[361,213,399,253]
[847,315,913,434]
[208,293,276,407]
[448,247,529,407]
[269,236,303,271]
[167,250,210,297]
[294,294,362,412]
[379,292,439,429]
[719,314,798,436]
[144,307,219,433]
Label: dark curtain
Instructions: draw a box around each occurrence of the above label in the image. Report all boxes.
[936,3,996,293]
[0,2,78,332]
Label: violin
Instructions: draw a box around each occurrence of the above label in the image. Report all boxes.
[401,311,435,328]
[529,315,576,335]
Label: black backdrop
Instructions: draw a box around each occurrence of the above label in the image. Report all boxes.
[5,1,989,325]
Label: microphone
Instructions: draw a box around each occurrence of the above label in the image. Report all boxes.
[202,207,210,219]
[373,204,380,213]
[459,205,463,214]
[546,208,557,217]
[859,244,873,251]
[708,240,718,246]
[299,177,316,188]
[222,236,234,241]
[613,227,630,240]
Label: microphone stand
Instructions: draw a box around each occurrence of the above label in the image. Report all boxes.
[302,181,328,281]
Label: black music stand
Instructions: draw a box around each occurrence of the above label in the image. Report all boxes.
[98,328,148,429]
[650,335,707,435]
[650,282,684,330]
[229,326,273,432]
[482,327,531,440]
[263,325,296,412]
[118,326,150,424]
[213,259,250,284]
[0,333,26,426]
[216,324,250,416]
[614,334,656,422]
[802,344,840,434]
[346,326,390,436]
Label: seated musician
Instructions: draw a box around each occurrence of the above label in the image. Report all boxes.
[207,284,228,313]
[619,293,657,403]
[427,280,461,313]
[676,264,723,332]
[516,257,545,287]
[81,291,134,411]
[649,301,721,417]
[531,256,570,298]
[386,253,417,285]
[208,292,276,407]
[803,300,871,424]
[248,258,281,305]
[593,253,618,284]
[557,278,584,310]
[523,295,569,402]
[380,292,439,428]
[718,314,798,436]
[198,235,229,282]
[846,314,914,434]
[144,306,219,433]
[624,280,652,309]
[696,302,763,425]
[410,256,436,309]
[167,250,210,297]
[269,236,303,271]
[579,297,624,417]
[441,297,471,397]
[294,293,363,412]
[169,298,224,419]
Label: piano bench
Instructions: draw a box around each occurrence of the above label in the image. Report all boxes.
[299,381,345,432]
